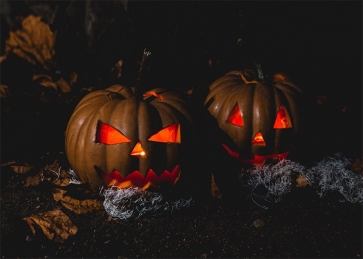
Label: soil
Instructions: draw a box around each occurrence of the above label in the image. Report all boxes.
[1,2,362,258]
[1,160,362,258]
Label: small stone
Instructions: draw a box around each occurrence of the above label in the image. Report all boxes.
[252,219,265,228]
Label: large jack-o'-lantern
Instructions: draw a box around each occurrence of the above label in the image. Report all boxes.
[65,85,202,192]
[204,69,302,167]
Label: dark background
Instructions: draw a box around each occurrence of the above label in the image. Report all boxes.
[1,1,362,164]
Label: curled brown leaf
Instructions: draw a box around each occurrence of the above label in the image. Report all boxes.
[5,15,56,70]
[23,209,78,243]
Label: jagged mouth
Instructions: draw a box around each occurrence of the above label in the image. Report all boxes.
[95,165,181,190]
[222,143,289,166]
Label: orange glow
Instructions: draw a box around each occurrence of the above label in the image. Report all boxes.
[252,132,265,146]
[96,121,130,144]
[130,142,146,158]
[273,74,285,81]
[242,151,289,166]
[97,165,181,189]
[227,104,244,127]
[273,105,292,129]
[143,91,164,100]
[222,143,240,160]
[148,123,181,143]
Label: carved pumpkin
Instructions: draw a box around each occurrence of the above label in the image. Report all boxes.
[65,85,202,192]
[204,69,302,167]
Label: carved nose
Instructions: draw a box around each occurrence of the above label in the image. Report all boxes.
[130,141,147,158]
[252,132,266,146]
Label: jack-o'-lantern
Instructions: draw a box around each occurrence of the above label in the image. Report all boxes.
[204,69,302,167]
[65,85,203,192]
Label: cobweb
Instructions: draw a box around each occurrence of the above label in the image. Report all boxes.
[100,186,193,220]
[307,153,363,204]
[239,153,363,208]
[239,159,306,209]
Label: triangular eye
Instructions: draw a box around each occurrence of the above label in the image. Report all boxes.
[227,103,244,127]
[96,121,131,144]
[273,105,292,129]
[148,123,181,143]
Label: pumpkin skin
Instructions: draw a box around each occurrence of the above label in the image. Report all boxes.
[204,69,302,167]
[65,85,199,191]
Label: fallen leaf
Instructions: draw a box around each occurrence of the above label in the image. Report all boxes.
[23,173,44,187]
[5,15,56,70]
[52,188,104,214]
[0,54,7,63]
[110,59,123,78]
[23,209,77,243]
[211,173,222,199]
[1,160,18,166]
[296,175,308,188]
[11,165,34,174]
[33,71,77,92]
[0,84,11,98]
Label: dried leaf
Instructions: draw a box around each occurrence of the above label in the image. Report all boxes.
[33,71,77,92]
[0,54,7,63]
[23,209,78,243]
[0,84,11,98]
[44,161,61,177]
[56,77,72,93]
[1,160,18,166]
[211,173,222,198]
[52,188,104,214]
[51,168,80,187]
[11,165,33,174]
[5,15,56,70]
[110,59,123,78]
[296,175,308,188]
[23,173,44,187]
[33,74,57,90]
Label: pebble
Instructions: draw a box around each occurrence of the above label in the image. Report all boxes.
[252,219,265,228]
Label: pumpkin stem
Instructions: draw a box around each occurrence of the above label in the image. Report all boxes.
[253,60,264,81]
[237,38,264,80]
[135,48,152,100]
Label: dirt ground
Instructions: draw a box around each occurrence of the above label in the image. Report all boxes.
[1,158,362,258]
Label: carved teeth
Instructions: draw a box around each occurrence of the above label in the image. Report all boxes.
[96,165,181,190]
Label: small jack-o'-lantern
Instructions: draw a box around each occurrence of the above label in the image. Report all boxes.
[204,69,302,167]
[65,85,199,191]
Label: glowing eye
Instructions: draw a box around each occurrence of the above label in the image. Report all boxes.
[96,121,131,144]
[148,123,181,143]
[227,103,244,127]
[252,132,265,146]
[273,105,292,129]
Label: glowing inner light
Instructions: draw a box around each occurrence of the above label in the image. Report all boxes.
[96,121,130,144]
[273,105,292,129]
[130,142,147,158]
[252,132,265,146]
[227,104,244,127]
[148,123,181,143]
